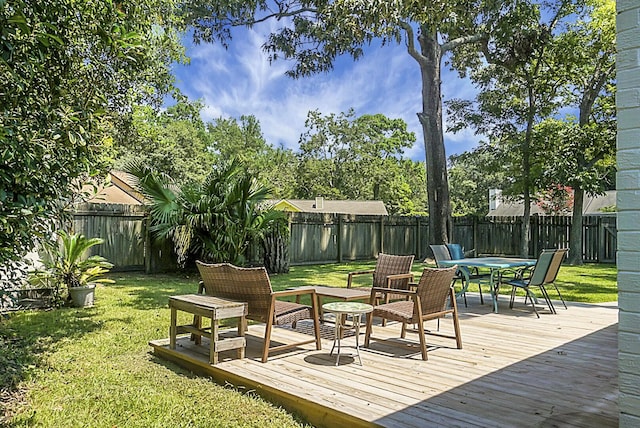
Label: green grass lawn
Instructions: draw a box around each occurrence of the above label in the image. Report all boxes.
[1,261,617,427]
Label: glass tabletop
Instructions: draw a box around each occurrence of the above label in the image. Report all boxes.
[322,301,373,313]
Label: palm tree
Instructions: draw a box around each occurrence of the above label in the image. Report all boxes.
[125,159,285,267]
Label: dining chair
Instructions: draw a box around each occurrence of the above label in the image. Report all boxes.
[501,248,569,317]
[347,253,415,326]
[364,266,461,361]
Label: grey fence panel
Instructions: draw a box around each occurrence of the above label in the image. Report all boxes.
[289,213,338,264]
[340,216,381,261]
[476,216,522,256]
[72,203,146,271]
[451,217,476,255]
[71,207,617,269]
[382,217,419,258]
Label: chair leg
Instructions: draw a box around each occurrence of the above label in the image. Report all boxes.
[364,312,374,347]
[525,289,540,318]
[539,285,557,314]
[478,283,484,305]
[449,288,463,349]
[401,322,407,339]
[509,287,517,309]
[416,319,428,361]
[262,316,275,363]
[551,283,567,309]
[310,294,322,350]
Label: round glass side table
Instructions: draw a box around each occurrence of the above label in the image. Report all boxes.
[322,301,373,366]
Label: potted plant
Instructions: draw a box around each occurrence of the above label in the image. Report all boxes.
[40,231,115,308]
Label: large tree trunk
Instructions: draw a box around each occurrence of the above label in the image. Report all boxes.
[418,31,451,245]
[521,190,531,258]
[568,186,584,265]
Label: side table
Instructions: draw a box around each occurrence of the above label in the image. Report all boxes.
[322,301,373,366]
[169,294,247,365]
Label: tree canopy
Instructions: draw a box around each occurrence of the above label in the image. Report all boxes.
[183,0,507,244]
[295,109,425,214]
[0,0,185,265]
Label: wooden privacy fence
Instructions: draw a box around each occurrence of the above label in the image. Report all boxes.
[288,213,617,265]
[71,205,617,270]
[72,203,175,272]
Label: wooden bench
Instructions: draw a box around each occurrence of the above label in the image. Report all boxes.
[169,294,247,365]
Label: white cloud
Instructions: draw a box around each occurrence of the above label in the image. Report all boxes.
[173,28,480,161]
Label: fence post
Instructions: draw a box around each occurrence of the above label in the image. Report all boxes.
[379,215,385,254]
[415,216,421,260]
[597,216,604,263]
[337,215,343,263]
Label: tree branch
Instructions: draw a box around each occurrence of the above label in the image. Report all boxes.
[234,7,318,26]
[441,33,486,53]
[398,20,423,64]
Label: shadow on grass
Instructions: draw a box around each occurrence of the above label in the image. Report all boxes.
[109,272,201,310]
[0,306,102,415]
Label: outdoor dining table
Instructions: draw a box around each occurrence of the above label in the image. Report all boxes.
[438,257,537,313]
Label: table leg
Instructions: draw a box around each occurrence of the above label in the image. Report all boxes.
[490,269,499,313]
[169,307,177,350]
[353,312,363,366]
[330,316,342,366]
[238,316,245,359]
[211,318,218,365]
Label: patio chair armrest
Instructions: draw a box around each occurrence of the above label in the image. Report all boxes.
[499,267,530,282]
[272,288,317,299]
[370,287,415,296]
[197,280,205,294]
[384,272,415,289]
[347,269,375,288]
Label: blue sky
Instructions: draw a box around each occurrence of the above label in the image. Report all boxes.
[171,26,482,162]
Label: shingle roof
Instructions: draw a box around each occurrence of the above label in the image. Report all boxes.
[487,190,616,216]
[268,199,388,215]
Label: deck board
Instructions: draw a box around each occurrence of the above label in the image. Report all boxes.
[149,295,618,428]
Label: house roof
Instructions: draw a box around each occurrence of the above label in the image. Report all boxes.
[268,198,388,216]
[85,171,145,205]
[487,190,616,216]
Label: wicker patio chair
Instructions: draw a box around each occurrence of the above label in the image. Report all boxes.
[364,266,461,360]
[195,261,322,363]
[347,253,415,326]
[430,244,490,306]
[501,248,569,318]
[346,253,415,291]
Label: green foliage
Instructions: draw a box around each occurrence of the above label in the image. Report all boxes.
[207,115,299,197]
[125,159,286,266]
[448,147,508,216]
[0,0,185,265]
[114,101,216,185]
[296,109,426,214]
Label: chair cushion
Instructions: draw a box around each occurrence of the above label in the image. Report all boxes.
[446,244,465,260]
[273,300,313,326]
[372,300,414,323]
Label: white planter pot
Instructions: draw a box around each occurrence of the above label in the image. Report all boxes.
[68,284,96,308]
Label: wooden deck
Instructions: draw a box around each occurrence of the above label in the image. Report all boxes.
[149,295,619,428]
